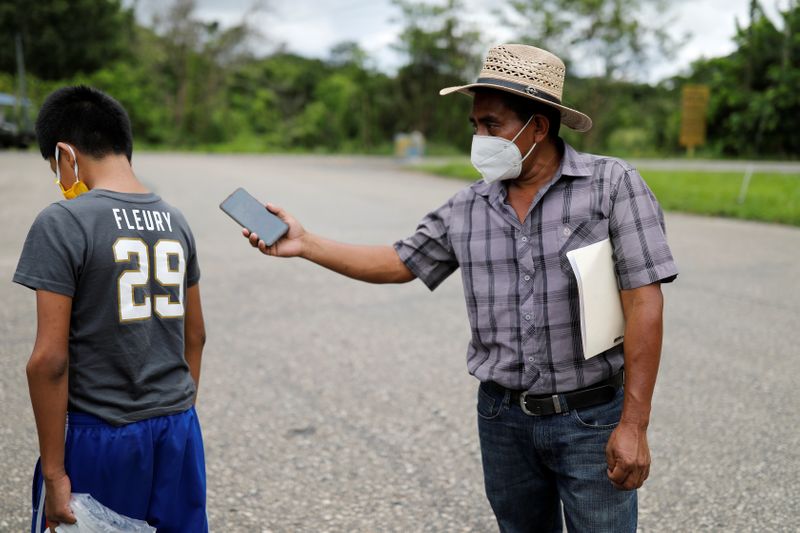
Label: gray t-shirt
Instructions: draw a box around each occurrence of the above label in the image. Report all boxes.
[14,189,200,426]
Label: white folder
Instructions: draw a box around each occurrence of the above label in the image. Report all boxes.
[566,238,625,358]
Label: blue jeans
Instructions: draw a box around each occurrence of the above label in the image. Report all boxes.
[477,383,636,533]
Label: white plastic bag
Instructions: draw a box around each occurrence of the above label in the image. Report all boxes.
[53,493,155,533]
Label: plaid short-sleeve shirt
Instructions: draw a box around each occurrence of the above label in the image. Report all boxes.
[394,141,678,394]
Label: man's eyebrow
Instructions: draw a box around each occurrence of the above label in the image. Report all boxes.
[472,113,500,122]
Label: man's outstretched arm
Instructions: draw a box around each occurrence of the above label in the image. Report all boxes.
[243,203,415,284]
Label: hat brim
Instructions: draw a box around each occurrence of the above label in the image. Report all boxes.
[440,83,592,133]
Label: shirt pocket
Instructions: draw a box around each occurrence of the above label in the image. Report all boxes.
[557,217,610,274]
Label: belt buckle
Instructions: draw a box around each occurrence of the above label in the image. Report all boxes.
[520,392,562,416]
[519,392,538,416]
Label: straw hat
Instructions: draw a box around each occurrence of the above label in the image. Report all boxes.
[440,44,592,132]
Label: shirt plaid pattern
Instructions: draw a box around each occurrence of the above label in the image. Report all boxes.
[394,142,678,394]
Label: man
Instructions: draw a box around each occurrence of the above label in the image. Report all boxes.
[243,44,678,532]
[15,86,208,532]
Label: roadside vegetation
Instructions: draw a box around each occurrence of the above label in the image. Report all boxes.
[414,160,800,226]
[1,0,797,159]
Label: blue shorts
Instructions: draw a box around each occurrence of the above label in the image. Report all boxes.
[31,406,207,533]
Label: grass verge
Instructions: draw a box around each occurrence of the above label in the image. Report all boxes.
[414,160,800,226]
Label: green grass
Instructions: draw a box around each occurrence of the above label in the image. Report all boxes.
[416,161,482,180]
[641,170,800,226]
[414,160,800,226]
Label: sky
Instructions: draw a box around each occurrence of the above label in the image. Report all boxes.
[131,0,790,83]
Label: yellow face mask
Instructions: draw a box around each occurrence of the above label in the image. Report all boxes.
[55,145,88,200]
[58,178,89,199]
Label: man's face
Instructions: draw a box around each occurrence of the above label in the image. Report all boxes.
[469,90,543,181]
[469,91,526,141]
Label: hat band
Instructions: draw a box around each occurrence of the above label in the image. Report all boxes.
[476,77,562,105]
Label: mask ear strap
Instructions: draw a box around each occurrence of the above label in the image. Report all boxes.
[510,114,536,144]
[54,145,62,183]
[65,145,80,182]
[521,141,537,162]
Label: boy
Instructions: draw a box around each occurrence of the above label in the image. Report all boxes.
[14,86,208,532]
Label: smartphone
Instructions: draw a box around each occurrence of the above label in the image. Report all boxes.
[220,187,289,246]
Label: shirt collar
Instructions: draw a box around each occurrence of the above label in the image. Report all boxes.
[472,140,592,200]
[560,141,594,178]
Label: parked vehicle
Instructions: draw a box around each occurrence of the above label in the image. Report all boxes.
[0,92,34,148]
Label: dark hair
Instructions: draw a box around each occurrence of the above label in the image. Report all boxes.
[35,85,133,161]
[472,87,561,140]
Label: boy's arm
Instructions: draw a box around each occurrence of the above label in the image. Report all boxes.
[184,283,206,402]
[26,290,77,526]
[243,204,415,284]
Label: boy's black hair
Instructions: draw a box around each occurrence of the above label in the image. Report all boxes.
[472,87,562,140]
[35,85,133,161]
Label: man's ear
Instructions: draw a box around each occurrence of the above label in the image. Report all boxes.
[531,115,550,143]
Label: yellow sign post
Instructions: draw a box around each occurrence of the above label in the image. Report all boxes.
[679,85,710,157]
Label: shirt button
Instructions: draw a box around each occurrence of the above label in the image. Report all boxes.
[528,357,534,362]
[521,236,528,242]
[524,275,531,281]
[525,314,531,321]
[563,227,571,236]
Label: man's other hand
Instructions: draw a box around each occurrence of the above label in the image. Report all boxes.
[605,421,651,491]
[45,472,76,531]
[243,203,305,257]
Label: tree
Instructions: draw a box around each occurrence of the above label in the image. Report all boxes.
[686,1,799,156]
[146,0,264,144]
[495,0,684,153]
[391,0,484,147]
[329,41,369,69]
[0,0,134,79]
[496,0,681,80]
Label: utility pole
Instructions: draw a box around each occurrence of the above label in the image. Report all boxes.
[746,0,757,89]
[782,0,795,73]
[15,32,29,130]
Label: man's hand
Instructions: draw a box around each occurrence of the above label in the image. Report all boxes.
[605,421,651,491]
[243,203,306,257]
[44,472,76,531]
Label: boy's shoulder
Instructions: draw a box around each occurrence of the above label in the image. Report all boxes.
[29,192,121,235]
[50,190,189,221]
[30,191,196,248]
[34,191,113,221]
[31,200,79,228]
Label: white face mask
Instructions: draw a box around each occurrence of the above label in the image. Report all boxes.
[470,114,537,184]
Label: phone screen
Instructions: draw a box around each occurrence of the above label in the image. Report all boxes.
[219,188,289,246]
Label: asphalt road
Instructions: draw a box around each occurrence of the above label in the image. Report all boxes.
[1,152,798,532]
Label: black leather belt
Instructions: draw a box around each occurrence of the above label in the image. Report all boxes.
[489,371,623,416]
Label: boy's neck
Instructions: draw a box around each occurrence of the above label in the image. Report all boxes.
[84,155,149,194]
